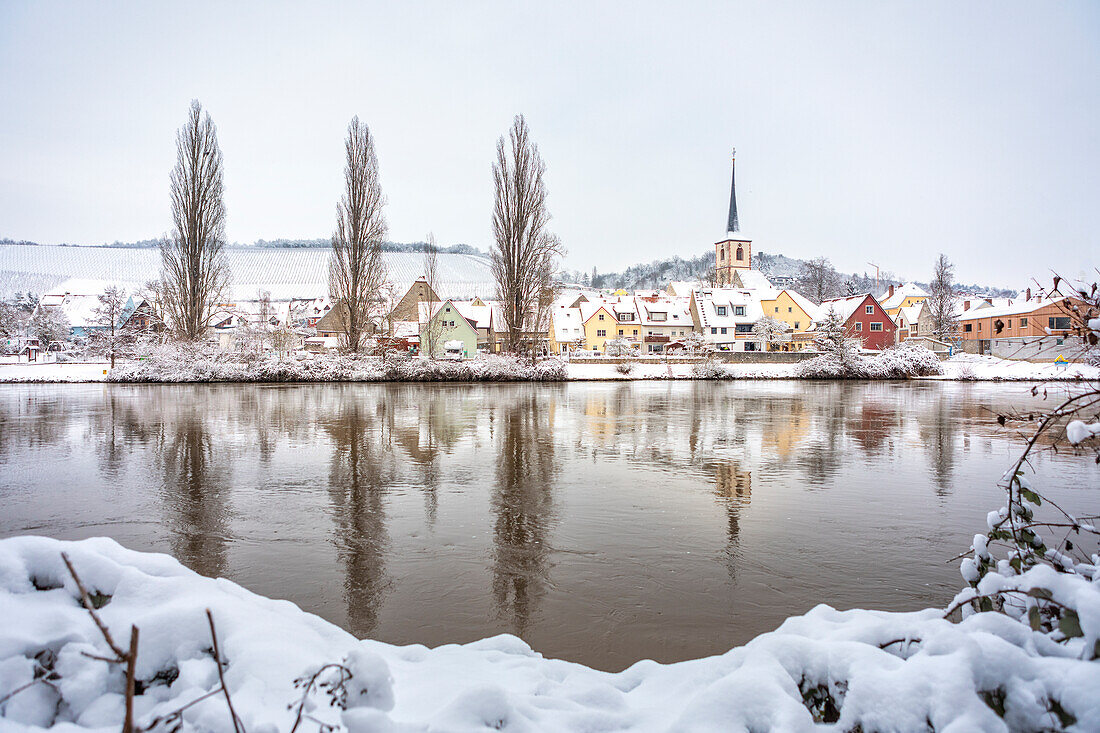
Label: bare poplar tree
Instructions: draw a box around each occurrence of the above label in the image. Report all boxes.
[161,100,230,340]
[491,115,563,354]
[422,232,441,358]
[329,116,387,353]
[928,253,959,342]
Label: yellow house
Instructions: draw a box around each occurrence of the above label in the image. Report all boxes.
[580,302,617,353]
[758,289,820,350]
[880,283,929,317]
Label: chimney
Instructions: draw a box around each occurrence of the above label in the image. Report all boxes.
[1026,287,1031,301]
[888,284,895,298]
[984,298,993,305]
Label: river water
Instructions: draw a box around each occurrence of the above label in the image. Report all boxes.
[1,381,1097,671]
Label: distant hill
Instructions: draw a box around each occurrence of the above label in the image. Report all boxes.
[562,249,1017,298]
[0,237,487,257]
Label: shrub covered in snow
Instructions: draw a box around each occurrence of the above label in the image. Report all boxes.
[691,359,733,380]
[797,342,944,380]
[1,536,1098,732]
[108,345,567,383]
[614,361,635,376]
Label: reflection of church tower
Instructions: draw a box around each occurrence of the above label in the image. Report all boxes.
[714,150,752,286]
[713,462,751,580]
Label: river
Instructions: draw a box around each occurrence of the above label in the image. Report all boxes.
[1,381,1096,671]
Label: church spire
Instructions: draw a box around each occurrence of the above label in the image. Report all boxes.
[726,148,739,234]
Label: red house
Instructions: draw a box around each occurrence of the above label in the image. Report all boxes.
[819,294,896,350]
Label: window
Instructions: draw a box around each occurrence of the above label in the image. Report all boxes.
[720,327,727,334]
[870,322,883,332]
[598,314,604,321]
[788,307,792,313]
[651,312,666,321]
[597,329,606,337]
[736,247,744,261]
[736,324,753,333]
[720,249,725,261]
[1020,317,1028,327]
[734,306,745,316]
[618,314,634,322]
[774,307,779,313]
[854,322,863,331]
[865,305,874,314]
[1048,316,1071,330]
[710,327,717,334]
[633,329,638,335]
[978,322,982,331]
[912,325,918,335]
[964,324,973,332]
[1006,319,1012,329]
[794,321,800,329]
[716,306,727,316]
[618,329,623,335]
[745,342,757,351]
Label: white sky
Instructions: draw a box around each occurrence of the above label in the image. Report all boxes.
[1,1,1097,287]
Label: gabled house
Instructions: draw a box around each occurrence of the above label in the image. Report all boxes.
[633,295,693,353]
[760,289,819,349]
[689,288,765,351]
[580,302,618,354]
[818,294,896,350]
[895,305,923,342]
[419,300,479,358]
[549,305,585,354]
[879,283,929,317]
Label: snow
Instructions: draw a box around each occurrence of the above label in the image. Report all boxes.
[3,353,1099,384]
[2,536,1098,732]
[1066,420,1100,445]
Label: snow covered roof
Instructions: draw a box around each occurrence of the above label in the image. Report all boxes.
[958,296,1065,320]
[633,296,691,327]
[820,294,877,323]
[897,305,923,327]
[579,300,616,324]
[665,280,702,297]
[783,289,822,322]
[451,300,493,330]
[0,244,495,301]
[734,270,774,291]
[692,288,764,328]
[879,283,929,310]
[551,306,584,341]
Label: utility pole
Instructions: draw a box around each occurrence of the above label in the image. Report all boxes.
[867,262,881,293]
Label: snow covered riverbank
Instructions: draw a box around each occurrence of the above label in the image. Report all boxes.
[1,353,1097,383]
[1,536,1097,732]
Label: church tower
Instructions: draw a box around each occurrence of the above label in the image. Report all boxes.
[714,149,751,286]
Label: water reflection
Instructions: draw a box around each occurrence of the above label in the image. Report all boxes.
[324,394,394,637]
[2,381,1096,669]
[491,390,558,635]
[156,398,231,578]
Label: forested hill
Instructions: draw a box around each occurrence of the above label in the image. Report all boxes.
[561,249,1017,298]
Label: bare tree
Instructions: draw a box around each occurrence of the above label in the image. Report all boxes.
[928,253,959,342]
[422,232,442,358]
[490,115,563,354]
[796,257,843,304]
[160,100,231,341]
[91,285,128,368]
[329,116,387,353]
[29,307,70,354]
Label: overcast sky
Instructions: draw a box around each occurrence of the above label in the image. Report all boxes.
[1,1,1097,287]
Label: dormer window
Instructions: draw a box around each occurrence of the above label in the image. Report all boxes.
[716,306,727,316]
[734,306,745,316]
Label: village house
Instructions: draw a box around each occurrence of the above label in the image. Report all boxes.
[419,300,478,359]
[879,283,929,317]
[549,305,585,354]
[690,288,765,351]
[818,293,897,350]
[580,301,618,354]
[955,295,1078,360]
[632,295,693,353]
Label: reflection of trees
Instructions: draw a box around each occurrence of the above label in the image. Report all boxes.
[325,397,395,638]
[491,391,557,636]
[920,390,958,497]
[157,395,231,578]
[798,385,848,487]
[92,389,156,481]
[709,461,751,580]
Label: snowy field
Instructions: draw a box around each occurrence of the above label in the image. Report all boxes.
[2,355,1097,383]
[1,536,1097,732]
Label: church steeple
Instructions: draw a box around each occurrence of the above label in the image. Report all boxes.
[726,148,739,235]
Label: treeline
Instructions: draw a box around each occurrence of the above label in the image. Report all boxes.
[0,236,486,256]
[563,248,1017,301]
